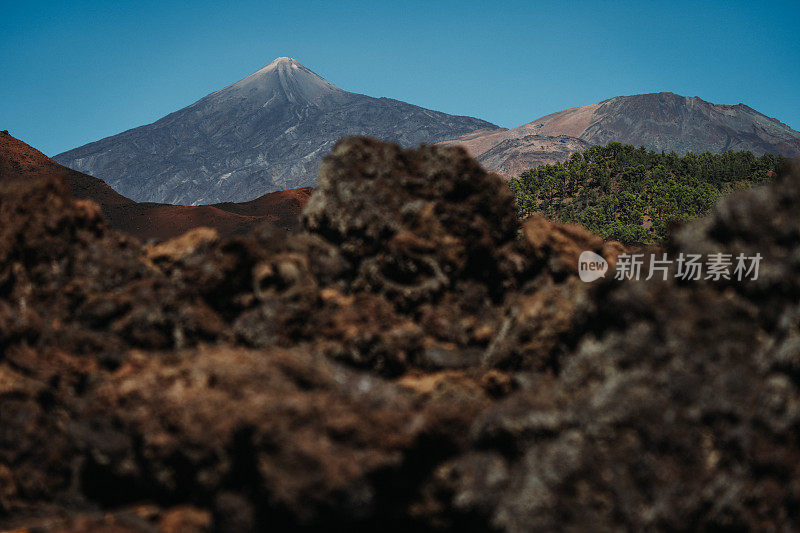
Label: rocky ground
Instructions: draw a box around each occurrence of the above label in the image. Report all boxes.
[1,137,799,531]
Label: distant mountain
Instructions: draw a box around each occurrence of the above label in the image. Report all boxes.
[439,129,591,178]
[443,92,800,178]
[54,57,499,205]
[2,131,310,240]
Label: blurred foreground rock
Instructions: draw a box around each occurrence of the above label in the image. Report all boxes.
[1,139,799,531]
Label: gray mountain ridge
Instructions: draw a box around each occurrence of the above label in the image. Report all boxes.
[530,92,800,156]
[441,92,800,178]
[55,57,500,205]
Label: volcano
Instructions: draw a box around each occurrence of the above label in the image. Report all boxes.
[54,57,499,205]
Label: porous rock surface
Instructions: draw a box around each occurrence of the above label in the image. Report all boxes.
[1,138,799,531]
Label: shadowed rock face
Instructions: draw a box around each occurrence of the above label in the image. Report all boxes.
[3,137,800,531]
[53,57,500,205]
[302,138,520,308]
[443,92,800,178]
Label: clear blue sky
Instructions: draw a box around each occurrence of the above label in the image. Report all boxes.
[2,0,798,156]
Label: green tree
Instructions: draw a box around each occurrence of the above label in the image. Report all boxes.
[508,143,783,245]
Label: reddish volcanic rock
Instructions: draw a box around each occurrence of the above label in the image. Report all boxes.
[0,132,310,240]
[3,136,800,531]
[0,129,64,178]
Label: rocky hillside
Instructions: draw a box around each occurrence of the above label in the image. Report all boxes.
[444,92,800,177]
[446,132,591,177]
[1,131,310,239]
[54,57,499,204]
[3,137,800,530]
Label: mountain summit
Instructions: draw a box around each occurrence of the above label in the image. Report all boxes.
[220,57,344,105]
[528,92,800,156]
[55,58,499,205]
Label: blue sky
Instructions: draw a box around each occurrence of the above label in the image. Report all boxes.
[1,0,798,156]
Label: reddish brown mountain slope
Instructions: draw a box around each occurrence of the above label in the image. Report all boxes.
[0,131,309,240]
[212,187,313,218]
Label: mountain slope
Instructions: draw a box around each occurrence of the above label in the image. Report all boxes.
[532,92,800,155]
[443,92,800,178]
[1,131,310,240]
[54,57,499,205]
[440,131,591,177]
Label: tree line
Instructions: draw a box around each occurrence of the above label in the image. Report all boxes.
[508,143,784,244]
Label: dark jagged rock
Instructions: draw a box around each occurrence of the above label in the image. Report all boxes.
[302,137,520,306]
[417,161,800,531]
[2,139,800,531]
[0,176,226,358]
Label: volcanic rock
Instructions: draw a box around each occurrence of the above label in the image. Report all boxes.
[2,138,800,531]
